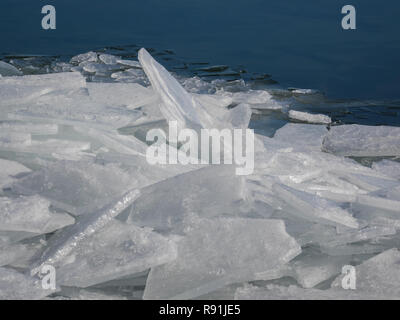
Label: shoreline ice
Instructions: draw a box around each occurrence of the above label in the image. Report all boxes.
[0,48,399,300]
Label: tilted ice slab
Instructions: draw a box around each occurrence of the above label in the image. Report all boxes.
[12,160,141,216]
[322,124,400,157]
[57,220,177,288]
[0,267,56,300]
[0,195,74,234]
[0,159,31,190]
[0,61,22,76]
[143,216,301,299]
[30,189,140,275]
[288,110,331,124]
[127,165,246,232]
[272,183,359,228]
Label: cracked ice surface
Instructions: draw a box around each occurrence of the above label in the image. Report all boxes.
[0,48,399,300]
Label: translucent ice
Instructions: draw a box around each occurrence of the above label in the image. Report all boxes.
[288,110,331,124]
[30,189,140,275]
[12,160,141,216]
[57,220,177,287]
[138,48,204,130]
[143,217,301,299]
[322,124,400,157]
[0,267,56,300]
[273,123,328,151]
[0,61,22,76]
[331,249,400,297]
[0,159,31,190]
[127,165,246,232]
[0,195,74,234]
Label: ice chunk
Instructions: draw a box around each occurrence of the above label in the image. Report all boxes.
[143,217,301,299]
[289,251,349,288]
[87,82,157,109]
[117,59,142,68]
[0,159,31,189]
[0,132,31,147]
[234,284,384,300]
[127,165,246,232]
[372,160,400,180]
[322,124,400,157]
[0,195,74,234]
[12,160,141,216]
[272,183,359,228]
[0,72,86,106]
[0,267,56,300]
[220,90,282,110]
[0,61,22,76]
[331,249,400,297]
[273,123,327,151]
[222,103,252,129]
[57,220,177,287]
[0,121,58,135]
[99,54,118,65]
[30,189,140,275]
[70,51,98,64]
[288,110,331,124]
[192,93,233,109]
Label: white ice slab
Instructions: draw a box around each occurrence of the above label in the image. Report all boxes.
[323,124,400,157]
[143,217,301,299]
[57,220,177,287]
[288,110,331,124]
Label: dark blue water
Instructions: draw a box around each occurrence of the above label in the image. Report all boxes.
[1,0,399,101]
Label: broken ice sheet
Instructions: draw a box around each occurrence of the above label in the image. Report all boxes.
[30,189,140,275]
[143,216,301,299]
[272,123,328,151]
[0,72,86,107]
[12,160,141,216]
[0,121,58,135]
[288,110,331,124]
[272,183,359,229]
[322,124,400,157]
[57,219,177,288]
[288,249,350,289]
[127,165,246,232]
[0,267,56,300]
[0,195,74,234]
[0,158,31,190]
[331,249,400,298]
[87,82,157,109]
[372,159,400,180]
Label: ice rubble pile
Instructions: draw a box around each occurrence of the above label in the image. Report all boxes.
[0,49,399,300]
